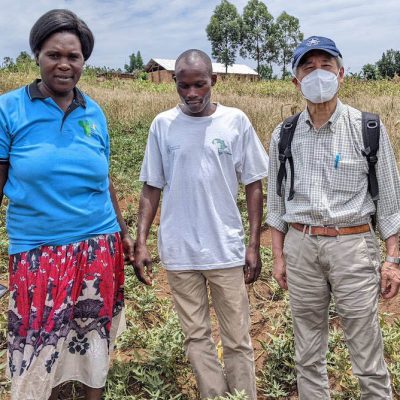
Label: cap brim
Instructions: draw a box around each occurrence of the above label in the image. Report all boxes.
[292,48,341,71]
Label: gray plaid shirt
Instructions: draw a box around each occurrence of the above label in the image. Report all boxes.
[266,100,400,240]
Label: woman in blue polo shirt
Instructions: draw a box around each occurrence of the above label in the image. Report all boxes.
[0,9,133,400]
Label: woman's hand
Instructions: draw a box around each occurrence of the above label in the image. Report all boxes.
[121,233,135,266]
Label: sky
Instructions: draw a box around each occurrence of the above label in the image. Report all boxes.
[0,0,399,74]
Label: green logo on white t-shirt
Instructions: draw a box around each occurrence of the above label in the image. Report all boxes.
[212,138,232,155]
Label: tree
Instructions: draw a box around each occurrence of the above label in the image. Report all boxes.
[124,50,144,73]
[348,71,362,80]
[2,56,15,69]
[125,53,136,73]
[258,64,275,80]
[2,51,37,72]
[273,11,303,78]
[361,63,381,80]
[15,51,33,65]
[206,0,242,73]
[136,51,144,70]
[240,0,273,74]
[376,49,400,78]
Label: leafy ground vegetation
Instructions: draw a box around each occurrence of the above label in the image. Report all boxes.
[0,69,399,399]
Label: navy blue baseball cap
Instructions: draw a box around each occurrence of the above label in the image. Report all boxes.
[292,36,342,70]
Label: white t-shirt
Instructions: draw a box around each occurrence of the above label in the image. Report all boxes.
[140,104,269,270]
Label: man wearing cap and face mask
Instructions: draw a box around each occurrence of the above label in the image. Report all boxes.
[267,36,400,399]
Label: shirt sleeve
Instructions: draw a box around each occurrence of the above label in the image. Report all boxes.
[266,124,288,233]
[139,124,166,189]
[238,120,269,185]
[375,122,400,239]
[0,106,11,164]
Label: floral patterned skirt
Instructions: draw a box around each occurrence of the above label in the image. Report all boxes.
[7,233,125,400]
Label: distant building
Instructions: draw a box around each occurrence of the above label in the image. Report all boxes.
[97,71,136,80]
[145,58,259,83]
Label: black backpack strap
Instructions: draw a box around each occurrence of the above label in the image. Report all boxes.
[277,113,301,201]
[361,112,380,201]
[361,111,380,229]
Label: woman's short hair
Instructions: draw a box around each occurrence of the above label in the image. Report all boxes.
[29,9,94,61]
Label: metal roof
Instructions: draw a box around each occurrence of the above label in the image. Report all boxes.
[146,58,258,76]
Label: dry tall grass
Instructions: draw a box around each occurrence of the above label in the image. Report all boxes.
[80,75,400,161]
[1,72,399,161]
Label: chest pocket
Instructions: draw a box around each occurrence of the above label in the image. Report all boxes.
[330,159,368,194]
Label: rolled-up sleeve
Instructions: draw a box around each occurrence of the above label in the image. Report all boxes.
[375,123,400,239]
[266,125,288,233]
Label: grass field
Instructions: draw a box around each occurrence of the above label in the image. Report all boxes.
[0,70,399,399]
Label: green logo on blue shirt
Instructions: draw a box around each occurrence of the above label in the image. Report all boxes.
[79,120,98,137]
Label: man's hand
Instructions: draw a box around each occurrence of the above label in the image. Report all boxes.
[133,242,153,286]
[244,246,262,284]
[381,261,400,299]
[121,233,135,265]
[272,256,288,290]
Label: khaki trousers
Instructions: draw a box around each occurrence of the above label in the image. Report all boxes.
[284,226,392,400]
[166,267,256,400]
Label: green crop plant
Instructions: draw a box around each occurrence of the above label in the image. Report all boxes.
[207,390,249,400]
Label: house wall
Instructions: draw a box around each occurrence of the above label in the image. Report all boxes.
[147,70,259,83]
[216,73,259,82]
[148,70,174,83]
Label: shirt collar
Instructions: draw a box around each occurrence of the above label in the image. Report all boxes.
[26,79,86,108]
[303,99,344,132]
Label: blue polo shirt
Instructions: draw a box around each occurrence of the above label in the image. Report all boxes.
[0,80,120,254]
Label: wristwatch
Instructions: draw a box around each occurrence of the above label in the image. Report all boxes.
[385,255,400,264]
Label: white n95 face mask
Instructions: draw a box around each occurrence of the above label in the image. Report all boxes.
[298,69,339,104]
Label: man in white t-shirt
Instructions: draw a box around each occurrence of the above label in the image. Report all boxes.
[134,49,269,399]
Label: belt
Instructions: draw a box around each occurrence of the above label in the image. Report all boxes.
[291,223,370,237]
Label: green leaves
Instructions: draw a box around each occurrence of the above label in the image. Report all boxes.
[376,49,400,79]
[206,0,242,73]
[206,1,304,79]
[361,63,381,80]
[1,51,38,74]
[273,12,304,78]
[207,389,250,400]
[105,271,192,399]
[240,0,273,74]
[125,50,145,73]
